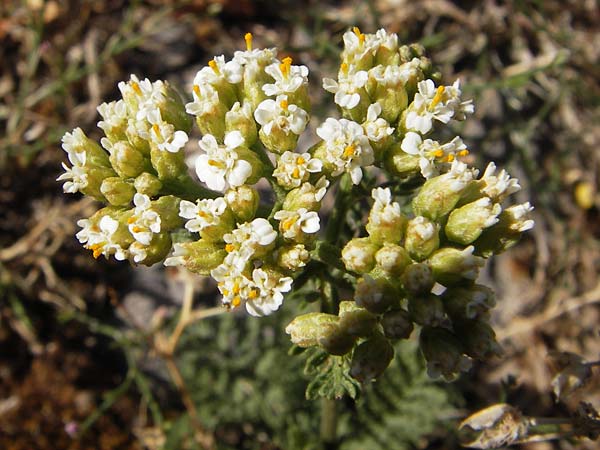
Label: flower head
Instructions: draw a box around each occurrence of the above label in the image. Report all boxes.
[262,57,309,97]
[273,151,322,189]
[127,193,161,246]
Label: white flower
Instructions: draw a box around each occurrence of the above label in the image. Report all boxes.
[369,187,402,226]
[195,131,252,191]
[441,160,480,193]
[505,202,535,232]
[118,74,165,122]
[254,95,309,136]
[405,79,455,134]
[179,197,228,233]
[401,132,468,179]
[223,218,277,257]
[57,162,87,194]
[128,193,161,246]
[363,103,394,142]
[97,100,128,135]
[57,128,89,193]
[245,268,293,316]
[274,208,320,240]
[211,259,253,309]
[341,27,376,65]
[411,216,437,240]
[232,33,277,67]
[273,151,322,189]
[443,79,474,120]
[185,83,221,116]
[369,64,405,87]
[144,109,188,153]
[373,29,398,53]
[467,197,503,228]
[316,117,374,184]
[164,242,187,267]
[480,162,521,202]
[193,55,243,86]
[322,65,368,109]
[77,215,128,261]
[262,57,309,97]
[129,241,148,263]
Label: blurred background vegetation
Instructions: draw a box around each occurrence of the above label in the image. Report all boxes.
[0,0,599,449]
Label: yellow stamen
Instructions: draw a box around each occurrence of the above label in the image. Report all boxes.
[343,144,356,158]
[208,159,224,168]
[132,226,143,233]
[292,167,300,179]
[447,154,455,162]
[232,282,240,295]
[197,210,209,218]
[433,149,445,158]
[280,99,289,110]
[279,56,293,77]
[208,59,220,74]
[430,86,445,109]
[127,217,136,224]
[222,288,229,296]
[131,81,142,96]
[90,225,99,232]
[244,32,253,51]
[152,123,162,139]
[340,63,349,75]
[232,296,241,307]
[90,244,103,259]
[225,243,235,252]
[282,218,295,231]
[193,84,201,97]
[296,156,305,165]
[352,26,365,44]
[458,149,469,157]
[248,289,258,299]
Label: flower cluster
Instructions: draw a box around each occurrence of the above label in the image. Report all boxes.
[59,28,534,384]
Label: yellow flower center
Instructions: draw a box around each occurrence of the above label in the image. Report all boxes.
[280,56,293,78]
[208,59,220,75]
[232,296,241,307]
[280,99,289,110]
[458,149,469,157]
[433,149,445,158]
[244,32,253,51]
[131,81,142,96]
[292,167,301,179]
[343,144,356,158]
[90,243,103,259]
[193,84,201,97]
[352,27,365,44]
[282,218,295,231]
[429,86,445,109]
[340,63,349,75]
[225,243,235,252]
[152,123,162,140]
[248,289,258,300]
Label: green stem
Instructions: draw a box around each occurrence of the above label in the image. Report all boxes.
[320,398,338,448]
[161,175,219,200]
[325,174,353,244]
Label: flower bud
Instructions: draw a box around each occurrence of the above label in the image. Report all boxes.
[350,332,395,382]
[375,244,412,276]
[404,216,440,261]
[445,198,502,245]
[366,187,406,245]
[164,240,226,275]
[338,300,378,338]
[195,101,228,142]
[241,49,276,109]
[150,145,187,181]
[226,101,257,147]
[384,142,421,178]
[135,232,172,266]
[419,326,471,380]
[224,185,260,223]
[442,284,495,321]
[285,312,339,348]
[277,244,310,272]
[341,237,379,273]
[367,66,408,123]
[408,294,446,327]
[282,178,328,211]
[382,309,413,340]
[151,195,183,231]
[134,172,163,197]
[109,141,150,178]
[100,177,135,206]
[428,246,485,286]
[160,83,193,133]
[354,272,398,314]
[454,319,502,360]
[412,162,478,221]
[401,263,435,295]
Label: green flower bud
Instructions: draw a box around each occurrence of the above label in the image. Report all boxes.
[258,123,300,155]
[355,272,398,314]
[404,216,440,261]
[135,232,172,266]
[341,237,379,273]
[285,312,339,348]
[67,128,112,168]
[381,309,414,340]
[100,177,135,206]
[151,195,183,231]
[454,319,502,360]
[241,49,276,109]
[412,163,478,221]
[277,244,310,272]
[164,239,226,275]
[473,203,534,257]
[341,91,370,123]
[150,146,187,181]
[350,332,394,382]
[367,67,408,123]
[384,141,421,178]
[224,185,260,223]
[375,244,412,276]
[234,146,264,185]
[318,321,357,356]
[282,178,328,211]
[195,102,228,142]
[82,166,118,201]
[338,300,378,338]
[408,294,446,327]
[134,172,163,197]
[401,263,435,295]
[442,284,495,321]
[428,246,485,286]
[366,187,406,245]
[160,83,193,133]
[109,141,150,178]
[226,101,257,147]
[419,327,471,381]
[446,198,502,245]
